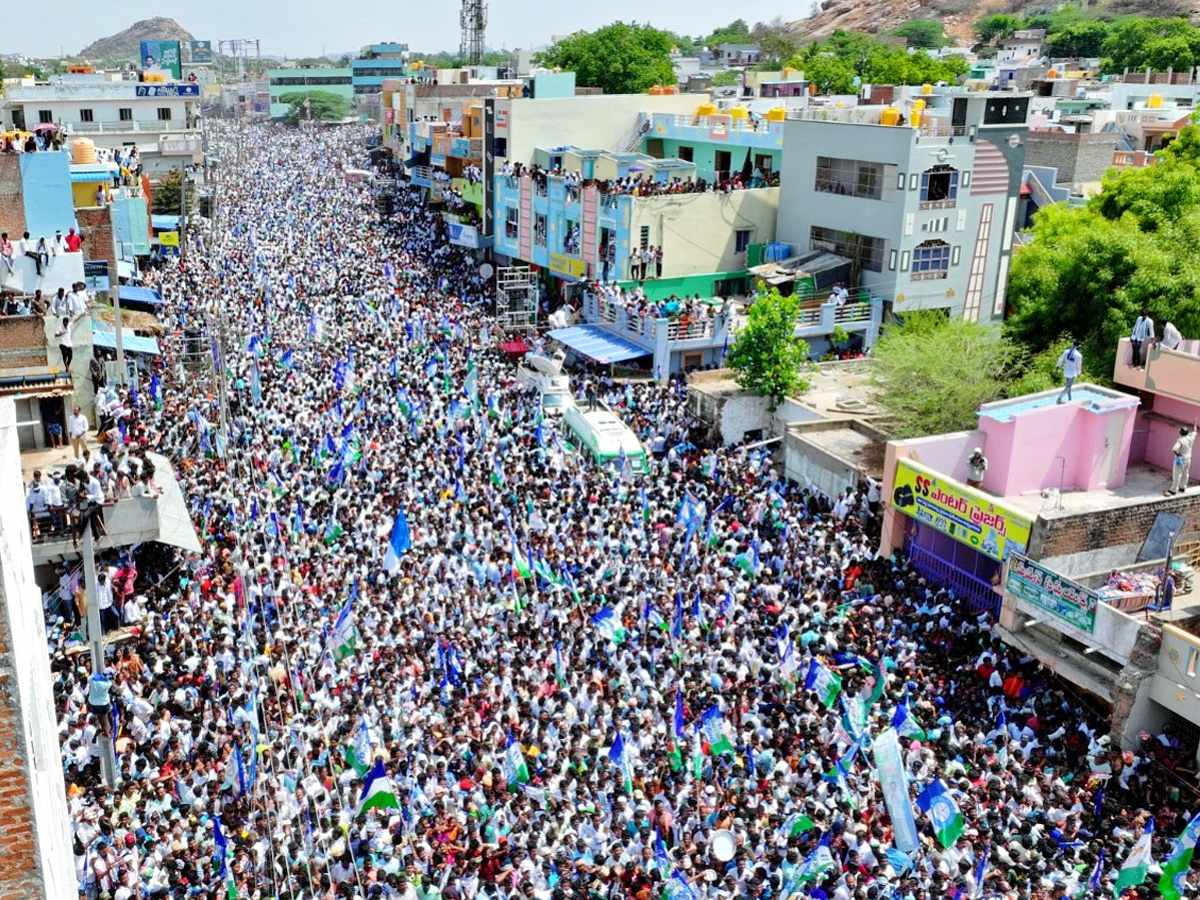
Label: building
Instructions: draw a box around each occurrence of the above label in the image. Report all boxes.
[352,43,410,97]
[877,365,1200,753]
[2,77,201,150]
[997,29,1046,62]
[777,89,1031,322]
[267,67,353,119]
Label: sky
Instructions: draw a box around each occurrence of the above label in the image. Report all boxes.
[5,0,814,59]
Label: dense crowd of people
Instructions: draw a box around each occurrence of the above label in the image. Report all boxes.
[44,123,1200,900]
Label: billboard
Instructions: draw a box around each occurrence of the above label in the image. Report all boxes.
[891,459,1032,562]
[136,84,200,97]
[140,40,182,79]
[179,41,213,65]
[1005,555,1098,634]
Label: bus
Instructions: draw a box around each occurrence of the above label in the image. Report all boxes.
[563,404,648,474]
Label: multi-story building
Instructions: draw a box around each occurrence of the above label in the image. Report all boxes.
[777,88,1031,322]
[267,67,354,119]
[352,43,409,97]
[2,76,201,150]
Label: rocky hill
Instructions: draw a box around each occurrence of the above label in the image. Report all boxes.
[78,17,195,61]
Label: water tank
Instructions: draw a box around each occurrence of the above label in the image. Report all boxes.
[697,103,718,117]
[1149,93,1164,108]
[648,85,666,96]
[922,83,933,95]
[72,138,96,164]
[880,107,900,126]
[1047,69,1058,79]
[910,107,923,128]
[728,106,750,120]
[767,107,787,122]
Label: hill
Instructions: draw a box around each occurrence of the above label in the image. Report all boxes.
[78,17,195,61]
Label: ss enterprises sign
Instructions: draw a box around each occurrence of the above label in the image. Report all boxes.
[891,458,1031,562]
[1005,554,1098,634]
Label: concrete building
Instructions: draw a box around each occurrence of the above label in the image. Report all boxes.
[0,399,75,900]
[2,77,201,150]
[997,29,1046,62]
[777,89,1031,322]
[267,67,354,119]
[877,367,1200,750]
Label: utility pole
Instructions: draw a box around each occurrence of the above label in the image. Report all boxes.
[180,158,189,266]
[111,215,126,386]
[81,529,119,788]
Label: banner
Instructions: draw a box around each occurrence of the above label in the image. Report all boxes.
[872,729,920,852]
[891,459,1031,562]
[180,40,213,65]
[1005,554,1098,633]
[140,40,182,79]
[549,253,585,280]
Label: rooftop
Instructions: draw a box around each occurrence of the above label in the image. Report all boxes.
[978,384,1137,423]
[1003,461,1183,521]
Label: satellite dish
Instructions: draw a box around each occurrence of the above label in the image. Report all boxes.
[711,830,736,862]
[479,263,495,279]
[526,349,565,376]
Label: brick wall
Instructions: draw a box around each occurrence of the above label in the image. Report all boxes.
[75,207,116,275]
[0,317,49,369]
[1025,132,1118,185]
[0,155,26,239]
[1030,492,1200,559]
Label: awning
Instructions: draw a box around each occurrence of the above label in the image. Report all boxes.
[70,169,115,183]
[151,214,181,230]
[547,325,650,365]
[91,326,161,356]
[118,285,164,306]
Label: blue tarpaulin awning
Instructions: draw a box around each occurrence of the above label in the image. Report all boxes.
[117,285,163,306]
[151,214,181,230]
[70,169,115,183]
[91,326,161,356]
[546,325,650,365]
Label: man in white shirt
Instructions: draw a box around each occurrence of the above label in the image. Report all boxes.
[1131,310,1155,368]
[1055,342,1083,404]
[67,406,89,458]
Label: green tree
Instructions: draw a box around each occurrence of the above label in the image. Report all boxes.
[278,90,351,125]
[754,30,798,69]
[797,52,857,94]
[890,19,948,49]
[975,14,1021,46]
[151,169,192,217]
[726,288,812,407]
[705,19,751,48]
[538,22,676,94]
[1100,17,1200,72]
[711,70,742,87]
[871,312,1028,438]
[1044,21,1112,58]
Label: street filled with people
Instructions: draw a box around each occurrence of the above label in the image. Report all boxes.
[50,123,1200,900]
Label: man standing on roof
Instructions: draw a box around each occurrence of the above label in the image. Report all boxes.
[1167,425,1195,496]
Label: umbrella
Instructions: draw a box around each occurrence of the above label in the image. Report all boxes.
[33,123,59,133]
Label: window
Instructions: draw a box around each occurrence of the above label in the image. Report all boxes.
[505,206,519,240]
[678,146,694,162]
[534,213,547,247]
[639,226,650,249]
[563,216,580,255]
[493,137,507,158]
[735,228,753,254]
[810,226,887,272]
[38,110,53,124]
[920,165,959,207]
[983,97,1029,125]
[911,239,951,280]
[157,107,172,121]
[119,108,133,121]
[79,109,94,123]
[815,156,883,200]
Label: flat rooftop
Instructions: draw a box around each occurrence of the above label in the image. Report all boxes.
[978,385,1137,423]
[1003,461,1183,521]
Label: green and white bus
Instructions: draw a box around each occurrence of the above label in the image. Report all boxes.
[563,404,648,475]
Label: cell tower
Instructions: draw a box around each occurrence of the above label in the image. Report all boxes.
[460,0,487,66]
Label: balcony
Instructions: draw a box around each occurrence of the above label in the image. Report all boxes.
[1114,337,1200,406]
[66,120,178,135]
[1112,150,1158,168]
[581,293,730,350]
[158,135,204,156]
[648,112,786,147]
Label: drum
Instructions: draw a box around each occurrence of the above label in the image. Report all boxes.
[711,829,736,862]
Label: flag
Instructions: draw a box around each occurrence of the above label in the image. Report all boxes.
[1116,817,1154,898]
[592,607,625,645]
[971,844,989,899]
[345,720,372,777]
[465,363,479,407]
[327,593,358,661]
[673,689,686,741]
[778,812,817,840]
[149,373,162,410]
[281,348,294,371]
[891,694,926,740]
[213,815,229,877]
[1160,813,1200,900]
[799,831,836,884]
[323,507,344,544]
[691,727,703,779]
[654,830,671,876]
[916,779,965,849]
[383,509,411,574]
[1090,851,1106,893]
[503,733,530,787]
[700,705,735,756]
[491,458,505,488]
[356,759,400,816]
[608,729,634,793]
[666,870,699,900]
[554,643,566,687]
[511,539,532,580]
[805,660,843,708]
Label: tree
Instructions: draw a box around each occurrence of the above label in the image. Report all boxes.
[726,288,812,407]
[797,52,857,94]
[705,19,751,48]
[974,14,1021,46]
[1044,21,1111,59]
[890,19,948,49]
[151,169,191,217]
[871,313,1028,438]
[538,22,676,94]
[278,90,351,125]
[711,70,741,87]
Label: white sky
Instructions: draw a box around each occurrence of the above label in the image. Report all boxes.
[6,0,815,59]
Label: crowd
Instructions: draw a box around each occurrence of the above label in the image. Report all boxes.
[499,163,778,201]
[45,122,1200,900]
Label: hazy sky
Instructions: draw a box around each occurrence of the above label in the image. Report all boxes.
[5,0,813,58]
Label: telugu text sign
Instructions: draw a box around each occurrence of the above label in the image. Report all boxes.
[1005,554,1098,633]
[892,459,1031,561]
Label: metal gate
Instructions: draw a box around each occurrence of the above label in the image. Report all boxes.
[908,544,1002,617]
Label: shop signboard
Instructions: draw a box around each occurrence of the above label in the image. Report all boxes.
[1005,554,1098,633]
[892,459,1031,561]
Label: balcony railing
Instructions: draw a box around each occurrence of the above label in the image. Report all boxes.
[1113,336,1200,404]
[67,120,178,134]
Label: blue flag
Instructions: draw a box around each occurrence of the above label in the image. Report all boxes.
[383,509,411,574]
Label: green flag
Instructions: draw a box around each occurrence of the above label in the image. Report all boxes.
[1116,818,1155,898]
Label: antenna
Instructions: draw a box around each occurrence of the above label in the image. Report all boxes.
[459,0,487,66]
